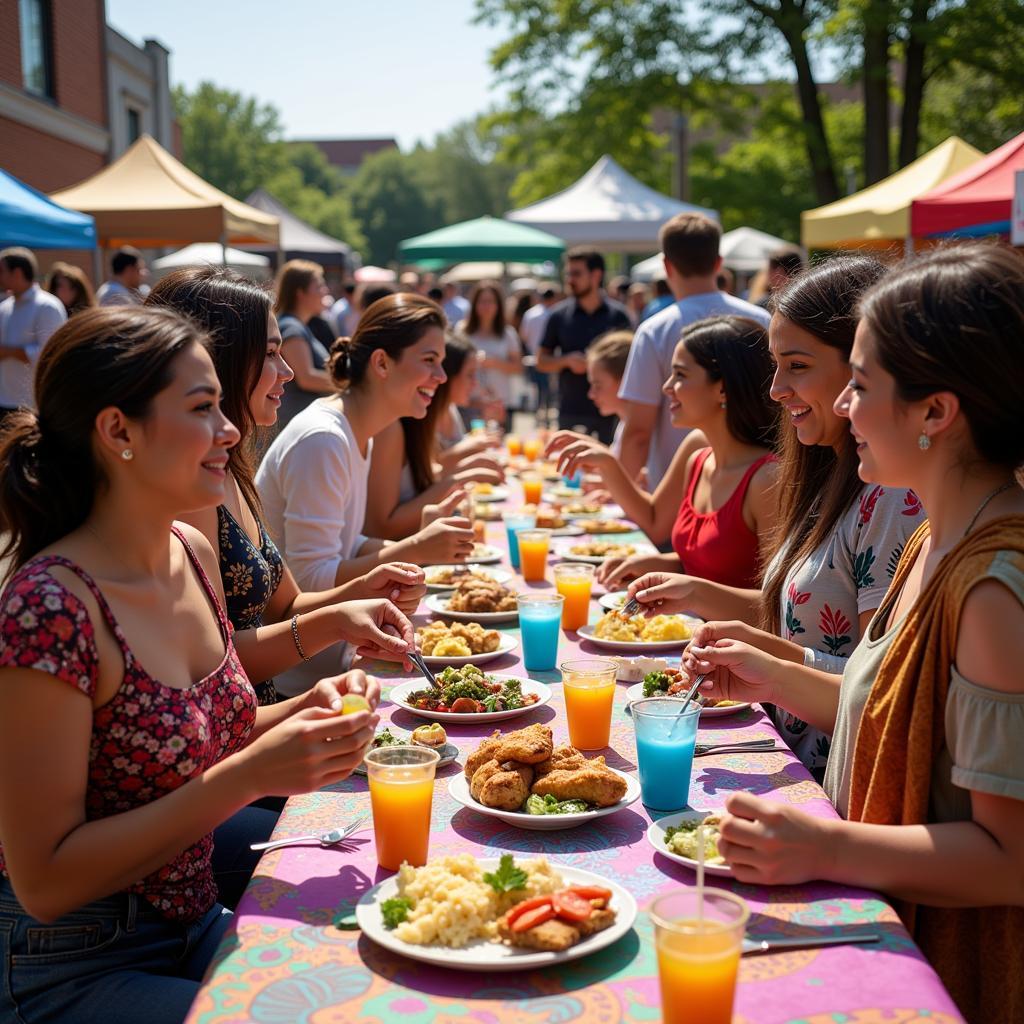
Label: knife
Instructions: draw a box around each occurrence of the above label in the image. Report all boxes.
[742,931,880,956]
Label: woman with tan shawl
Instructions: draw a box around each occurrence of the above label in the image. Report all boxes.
[679,242,1024,1024]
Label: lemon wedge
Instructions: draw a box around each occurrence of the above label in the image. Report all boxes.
[338,693,371,715]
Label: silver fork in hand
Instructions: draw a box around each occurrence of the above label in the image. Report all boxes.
[250,815,367,853]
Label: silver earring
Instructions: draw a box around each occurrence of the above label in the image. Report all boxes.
[917,433,931,451]
[121,448,134,461]
[720,400,727,409]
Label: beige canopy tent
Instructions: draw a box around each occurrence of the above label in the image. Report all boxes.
[51,134,280,250]
[801,137,983,250]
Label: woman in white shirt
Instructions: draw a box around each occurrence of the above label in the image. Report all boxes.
[457,281,522,426]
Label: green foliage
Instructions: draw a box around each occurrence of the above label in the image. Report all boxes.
[919,67,1024,156]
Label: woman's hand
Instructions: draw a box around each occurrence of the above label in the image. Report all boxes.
[332,600,415,668]
[681,636,784,705]
[624,571,698,614]
[452,452,505,476]
[451,465,505,489]
[410,516,476,564]
[717,792,833,885]
[351,562,426,614]
[548,436,614,481]
[421,488,468,529]
[597,555,674,591]
[447,434,495,462]
[302,667,382,713]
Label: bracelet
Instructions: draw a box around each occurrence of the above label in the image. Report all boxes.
[290,614,309,662]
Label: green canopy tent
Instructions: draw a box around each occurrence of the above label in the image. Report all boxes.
[398,216,565,264]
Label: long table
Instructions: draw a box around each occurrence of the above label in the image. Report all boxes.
[186,507,963,1024]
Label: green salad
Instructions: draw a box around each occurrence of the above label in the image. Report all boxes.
[664,816,725,864]
[523,793,592,815]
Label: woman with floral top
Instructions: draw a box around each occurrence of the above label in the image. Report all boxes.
[0,306,381,1024]
[627,256,925,778]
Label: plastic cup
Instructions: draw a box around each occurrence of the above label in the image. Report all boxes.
[516,528,551,582]
[364,745,439,870]
[560,658,617,749]
[632,697,701,810]
[518,593,564,672]
[523,437,542,462]
[470,418,486,434]
[553,562,595,631]
[502,510,536,571]
[650,888,749,1024]
[506,434,522,457]
[562,467,583,489]
[472,519,487,544]
[522,474,543,507]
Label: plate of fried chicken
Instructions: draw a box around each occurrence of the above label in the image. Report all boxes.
[449,724,641,830]
[425,577,520,624]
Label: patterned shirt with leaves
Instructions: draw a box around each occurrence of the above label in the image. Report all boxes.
[771,483,925,777]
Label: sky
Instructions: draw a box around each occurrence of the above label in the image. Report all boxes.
[106,0,509,150]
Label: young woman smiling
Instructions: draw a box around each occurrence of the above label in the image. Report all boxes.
[0,307,380,1023]
[147,268,424,706]
[256,294,477,695]
[676,243,1024,1022]
[457,280,522,427]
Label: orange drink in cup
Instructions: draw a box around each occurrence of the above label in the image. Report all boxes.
[560,658,617,749]
[650,888,749,1024]
[522,474,543,506]
[506,434,522,458]
[364,745,439,870]
[553,563,594,631]
[516,528,551,582]
[523,437,542,462]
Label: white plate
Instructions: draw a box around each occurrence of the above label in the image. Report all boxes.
[554,542,657,565]
[472,487,510,503]
[425,592,519,624]
[549,524,585,537]
[357,861,637,972]
[424,566,513,591]
[466,544,504,565]
[449,767,641,830]
[353,740,459,775]
[646,811,734,877]
[576,521,640,536]
[577,620,696,651]
[389,676,552,723]
[599,590,629,612]
[420,632,519,667]
[624,683,751,716]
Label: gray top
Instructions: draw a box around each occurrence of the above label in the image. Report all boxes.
[0,284,66,408]
[277,313,330,429]
[824,548,1024,821]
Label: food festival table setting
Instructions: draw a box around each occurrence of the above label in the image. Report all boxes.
[185,446,964,1024]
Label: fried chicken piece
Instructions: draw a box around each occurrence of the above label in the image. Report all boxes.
[450,622,501,654]
[530,757,628,808]
[448,578,516,613]
[496,904,617,951]
[533,744,587,779]
[471,760,533,810]
[494,723,553,765]
[576,906,617,937]
[464,732,502,779]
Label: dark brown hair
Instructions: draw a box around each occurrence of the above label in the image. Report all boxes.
[464,280,507,337]
[566,246,606,281]
[587,330,633,380]
[0,247,38,281]
[659,213,721,278]
[860,241,1024,471]
[680,316,777,448]
[761,254,890,632]
[146,266,272,516]
[45,261,96,315]
[274,259,323,316]
[0,306,208,569]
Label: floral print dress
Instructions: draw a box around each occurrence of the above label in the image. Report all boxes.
[770,483,925,777]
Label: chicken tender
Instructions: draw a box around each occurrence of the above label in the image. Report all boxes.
[494,723,553,765]
[464,732,502,779]
[533,744,587,779]
[530,758,627,808]
[576,906,617,937]
[497,916,580,952]
[472,760,533,811]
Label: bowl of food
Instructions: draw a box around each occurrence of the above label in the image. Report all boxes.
[624,668,751,715]
[353,725,459,774]
[389,666,552,722]
[416,620,519,666]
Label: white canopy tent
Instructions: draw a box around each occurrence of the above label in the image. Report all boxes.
[152,242,272,280]
[505,155,718,253]
[631,226,799,280]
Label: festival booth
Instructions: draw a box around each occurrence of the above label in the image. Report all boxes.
[911,129,1024,239]
[151,242,272,280]
[505,155,718,253]
[801,137,983,250]
[631,226,796,281]
[244,188,355,274]
[0,167,95,249]
[354,265,397,283]
[398,216,565,265]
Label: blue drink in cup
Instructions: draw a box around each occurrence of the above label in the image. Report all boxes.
[517,594,564,672]
[632,697,702,811]
[502,510,536,571]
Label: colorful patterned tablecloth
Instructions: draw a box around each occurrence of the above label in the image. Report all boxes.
[186,509,963,1024]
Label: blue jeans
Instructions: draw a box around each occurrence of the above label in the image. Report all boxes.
[0,879,232,1024]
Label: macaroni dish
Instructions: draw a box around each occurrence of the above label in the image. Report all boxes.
[593,611,691,642]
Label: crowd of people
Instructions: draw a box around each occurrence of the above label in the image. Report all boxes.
[0,211,1021,1024]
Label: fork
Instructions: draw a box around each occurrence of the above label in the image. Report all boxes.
[618,595,641,618]
[250,815,367,853]
[407,648,438,689]
[693,738,783,756]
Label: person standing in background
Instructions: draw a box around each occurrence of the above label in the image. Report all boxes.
[45,262,96,317]
[519,283,560,424]
[0,248,66,421]
[626,282,649,326]
[96,247,146,306]
[640,278,674,322]
[328,281,356,335]
[755,247,806,309]
[442,281,469,325]
[538,247,630,444]
[617,214,770,488]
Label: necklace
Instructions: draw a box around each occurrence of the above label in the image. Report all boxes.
[962,479,1017,538]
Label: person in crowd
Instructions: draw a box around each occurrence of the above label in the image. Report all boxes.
[618,213,770,489]
[582,330,634,459]
[361,283,397,312]
[365,334,505,540]
[607,275,632,304]
[538,247,630,444]
[441,281,469,325]
[667,242,1024,1023]
[624,256,924,779]
[96,246,146,306]
[307,277,338,353]
[456,280,522,429]
[256,293,477,695]
[399,270,421,294]
[625,281,649,326]
[756,247,806,309]
[45,261,96,316]
[519,283,560,424]
[717,266,736,295]
[0,305,381,1023]
[641,277,674,322]
[328,281,356,336]
[0,247,67,422]
[426,286,444,304]
[550,316,778,593]
[274,260,334,430]
[147,267,425,706]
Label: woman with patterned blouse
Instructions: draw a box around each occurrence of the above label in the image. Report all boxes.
[0,307,382,1023]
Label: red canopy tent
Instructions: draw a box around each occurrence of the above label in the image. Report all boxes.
[911,130,1024,238]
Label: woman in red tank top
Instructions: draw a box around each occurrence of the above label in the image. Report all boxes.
[548,315,779,592]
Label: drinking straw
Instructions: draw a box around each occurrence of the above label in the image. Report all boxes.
[669,672,706,740]
[696,823,706,924]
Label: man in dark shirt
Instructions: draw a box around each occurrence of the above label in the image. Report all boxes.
[538,247,630,443]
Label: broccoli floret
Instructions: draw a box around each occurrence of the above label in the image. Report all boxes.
[643,671,671,698]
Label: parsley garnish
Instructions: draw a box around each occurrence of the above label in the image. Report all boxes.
[380,896,412,928]
[483,854,529,893]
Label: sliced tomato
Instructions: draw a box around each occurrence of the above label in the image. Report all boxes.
[505,895,554,928]
[510,903,557,933]
[552,890,593,921]
[450,697,480,713]
[566,885,613,902]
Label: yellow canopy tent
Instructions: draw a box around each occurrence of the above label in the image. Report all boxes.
[801,137,983,250]
[50,134,280,250]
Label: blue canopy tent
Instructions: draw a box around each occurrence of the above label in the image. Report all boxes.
[0,168,96,249]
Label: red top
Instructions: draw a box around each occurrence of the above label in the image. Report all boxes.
[670,447,775,589]
[0,528,257,921]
